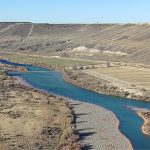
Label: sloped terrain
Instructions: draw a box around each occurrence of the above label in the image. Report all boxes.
[0,22,150,64]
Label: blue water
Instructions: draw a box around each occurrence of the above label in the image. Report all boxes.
[1,59,150,150]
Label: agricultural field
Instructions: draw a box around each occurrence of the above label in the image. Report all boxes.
[88,66,150,91]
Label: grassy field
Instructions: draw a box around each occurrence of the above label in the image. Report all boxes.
[0,53,95,68]
[93,66,150,91]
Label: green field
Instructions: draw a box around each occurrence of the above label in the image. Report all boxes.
[0,53,95,68]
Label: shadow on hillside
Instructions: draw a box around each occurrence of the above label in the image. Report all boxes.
[82,144,93,150]
[80,131,95,140]
[76,113,92,118]
[79,130,95,150]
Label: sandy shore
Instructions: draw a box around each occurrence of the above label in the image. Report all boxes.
[15,76,133,150]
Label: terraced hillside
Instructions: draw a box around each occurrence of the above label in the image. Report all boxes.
[0,22,150,64]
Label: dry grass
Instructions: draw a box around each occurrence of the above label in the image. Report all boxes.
[94,66,150,90]
[0,67,81,150]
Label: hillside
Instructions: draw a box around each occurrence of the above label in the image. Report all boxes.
[0,22,150,64]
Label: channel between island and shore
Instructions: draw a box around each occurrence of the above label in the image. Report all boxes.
[14,75,133,150]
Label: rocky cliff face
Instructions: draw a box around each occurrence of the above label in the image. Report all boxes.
[0,22,150,64]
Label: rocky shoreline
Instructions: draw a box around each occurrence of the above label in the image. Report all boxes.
[63,69,150,101]
[0,65,81,150]
[137,112,150,136]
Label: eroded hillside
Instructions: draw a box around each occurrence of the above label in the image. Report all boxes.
[0,22,150,64]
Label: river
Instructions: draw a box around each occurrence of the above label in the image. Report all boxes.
[1,59,150,150]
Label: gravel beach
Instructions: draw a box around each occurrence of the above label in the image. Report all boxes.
[69,99,133,150]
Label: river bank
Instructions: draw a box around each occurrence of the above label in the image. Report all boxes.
[0,64,81,150]
[12,68,133,149]
[0,60,133,150]
[0,58,150,149]
[0,56,149,102]
[63,69,150,101]
[14,76,133,150]
[62,69,150,138]
[137,111,150,136]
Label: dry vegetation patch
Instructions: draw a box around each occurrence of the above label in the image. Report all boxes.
[93,66,150,91]
[0,65,81,150]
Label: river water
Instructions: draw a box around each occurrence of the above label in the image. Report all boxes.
[1,59,150,150]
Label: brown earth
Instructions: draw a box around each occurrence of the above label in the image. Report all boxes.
[0,65,81,150]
